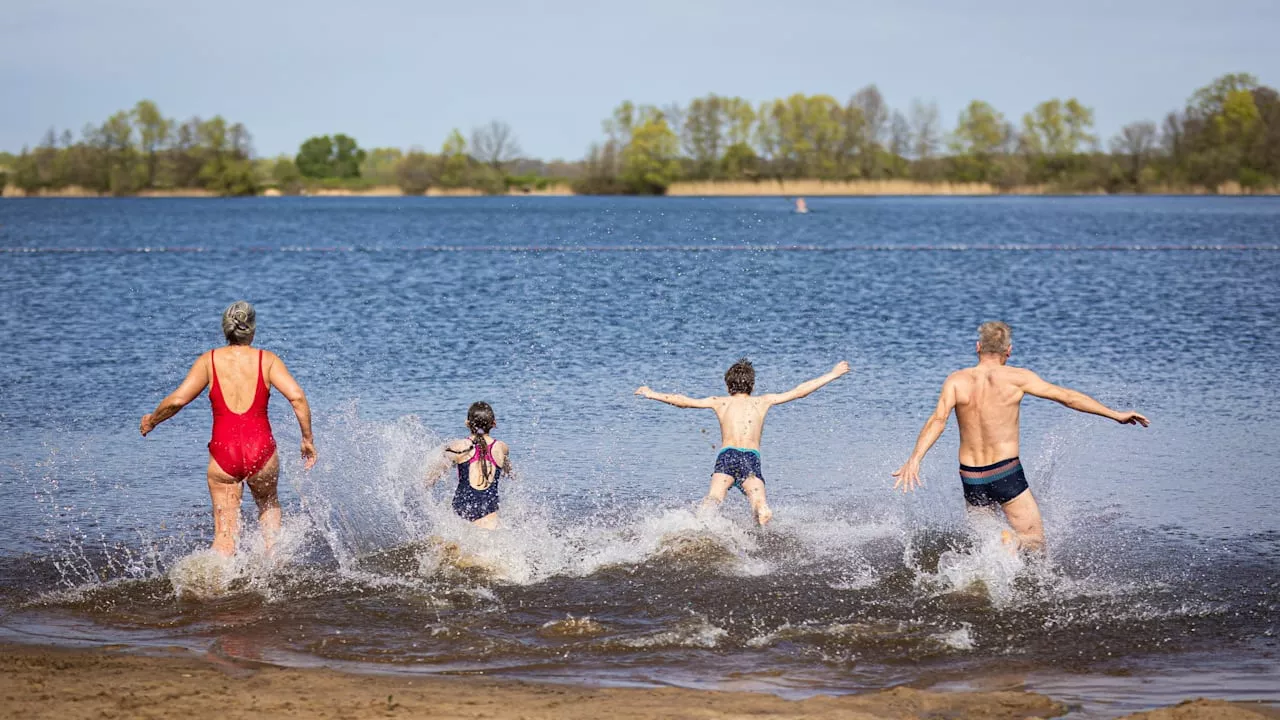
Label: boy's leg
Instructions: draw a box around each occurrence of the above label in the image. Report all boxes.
[700,473,736,516]
[740,477,773,525]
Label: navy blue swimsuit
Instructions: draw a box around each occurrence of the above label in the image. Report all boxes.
[713,447,764,493]
[453,439,502,521]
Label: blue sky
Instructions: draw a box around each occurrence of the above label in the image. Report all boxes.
[2,0,1277,160]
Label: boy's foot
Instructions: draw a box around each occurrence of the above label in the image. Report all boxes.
[755,505,774,526]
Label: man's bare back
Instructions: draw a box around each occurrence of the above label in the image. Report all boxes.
[948,364,1035,467]
[893,322,1147,552]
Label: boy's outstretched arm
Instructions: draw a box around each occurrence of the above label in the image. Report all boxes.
[635,386,718,408]
[763,361,850,405]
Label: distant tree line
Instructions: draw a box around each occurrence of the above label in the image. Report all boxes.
[3,101,257,196]
[2,73,1277,196]
[265,121,531,195]
[577,73,1280,194]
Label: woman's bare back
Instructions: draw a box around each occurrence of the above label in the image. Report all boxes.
[210,346,273,411]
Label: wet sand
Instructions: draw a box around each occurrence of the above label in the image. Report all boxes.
[1,643,1276,719]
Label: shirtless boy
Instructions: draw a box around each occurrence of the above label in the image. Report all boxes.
[636,359,850,525]
[892,322,1148,552]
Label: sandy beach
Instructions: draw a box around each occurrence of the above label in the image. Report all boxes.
[2,643,1277,720]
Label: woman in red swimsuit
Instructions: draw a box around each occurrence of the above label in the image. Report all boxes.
[140,301,317,556]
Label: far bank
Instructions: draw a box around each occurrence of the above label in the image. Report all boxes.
[4,179,1277,198]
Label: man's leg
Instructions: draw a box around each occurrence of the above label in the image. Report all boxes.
[245,453,282,554]
[740,476,773,526]
[700,473,735,516]
[1000,489,1044,553]
[206,458,244,557]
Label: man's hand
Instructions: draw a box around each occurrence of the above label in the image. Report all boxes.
[300,438,318,469]
[140,414,156,437]
[891,460,923,493]
[832,361,850,377]
[635,386,654,399]
[1114,411,1150,427]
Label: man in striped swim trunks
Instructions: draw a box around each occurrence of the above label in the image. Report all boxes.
[891,322,1149,552]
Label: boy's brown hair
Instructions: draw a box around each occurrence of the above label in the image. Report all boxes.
[724,358,755,395]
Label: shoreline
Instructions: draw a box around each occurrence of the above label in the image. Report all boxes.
[4,181,1277,198]
[1,642,1276,719]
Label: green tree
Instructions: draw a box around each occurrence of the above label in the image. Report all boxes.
[200,157,257,196]
[99,111,138,195]
[296,135,335,178]
[621,109,681,194]
[271,155,303,192]
[131,100,171,188]
[360,147,404,184]
[1109,121,1158,189]
[605,101,637,145]
[949,100,1008,182]
[722,97,756,148]
[1182,74,1266,187]
[719,142,760,179]
[1191,73,1259,117]
[850,85,888,178]
[438,129,470,188]
[395,151,436,195]
[756,94,844,179]
[683,94,727,178]
[332,134,365,178]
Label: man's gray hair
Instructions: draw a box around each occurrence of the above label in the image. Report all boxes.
[222,301,256,345]
[977,321,1011,354]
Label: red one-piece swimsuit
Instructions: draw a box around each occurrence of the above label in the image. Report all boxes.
[208,349,277,479]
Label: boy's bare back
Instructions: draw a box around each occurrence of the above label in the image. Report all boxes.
[708,395,773,449]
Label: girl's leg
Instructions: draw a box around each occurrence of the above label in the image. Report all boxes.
[471,512,499,530]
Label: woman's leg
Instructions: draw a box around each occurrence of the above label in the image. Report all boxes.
[245,452,282,553]
[206,457,243,556]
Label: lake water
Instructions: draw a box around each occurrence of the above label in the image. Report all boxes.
[1,196,1277,716]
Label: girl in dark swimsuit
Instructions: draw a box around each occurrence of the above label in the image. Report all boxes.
[426,402,514,530]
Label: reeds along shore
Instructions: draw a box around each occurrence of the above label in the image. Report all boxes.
[667,179,1012,196]
[664,179,1280,196]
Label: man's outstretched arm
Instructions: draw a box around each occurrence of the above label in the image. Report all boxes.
[635,386,718,408]
[1019,372,1149,426]
[763,361,850,405]
[892,378,957,492]
[140,354,209,436]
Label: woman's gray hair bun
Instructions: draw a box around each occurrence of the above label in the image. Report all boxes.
[222,301,256,345]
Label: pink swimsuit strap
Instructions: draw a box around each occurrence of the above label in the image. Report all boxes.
[468,438,496,464]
